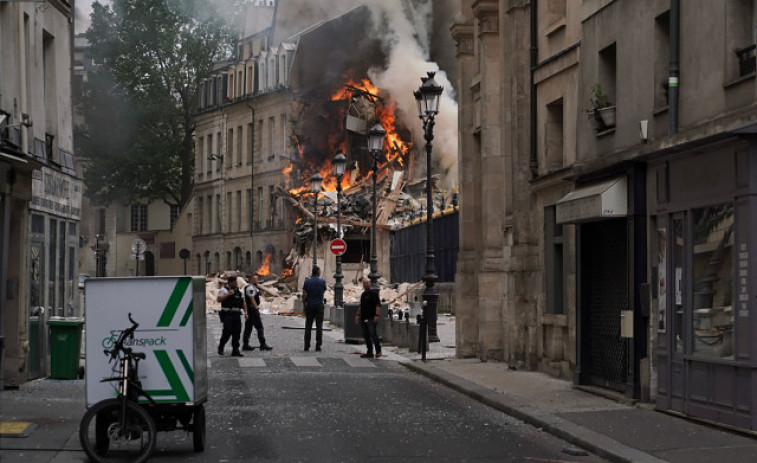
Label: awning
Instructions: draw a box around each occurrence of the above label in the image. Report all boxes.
[556,176,627,224]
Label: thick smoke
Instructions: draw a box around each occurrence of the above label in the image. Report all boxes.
[291,0,459,191]
[363,1,459,192]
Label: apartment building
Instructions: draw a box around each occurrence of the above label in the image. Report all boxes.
[0,0,81,387]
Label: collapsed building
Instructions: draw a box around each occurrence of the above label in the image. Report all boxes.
[192,1,459,304]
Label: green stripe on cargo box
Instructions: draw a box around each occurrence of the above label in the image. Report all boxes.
[157,278,191,327]
[154,350,190,402]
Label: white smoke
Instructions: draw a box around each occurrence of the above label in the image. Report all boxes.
[364,0,458,192]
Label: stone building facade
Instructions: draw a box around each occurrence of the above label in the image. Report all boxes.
[1,0,81,387]
[453,0,757,432]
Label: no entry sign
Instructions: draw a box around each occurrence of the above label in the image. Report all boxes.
[329,238,347,256]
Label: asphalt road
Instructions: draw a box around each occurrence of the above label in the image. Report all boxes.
[146,314,610,462]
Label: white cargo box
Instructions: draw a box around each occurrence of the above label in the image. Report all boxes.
[84,276,207,407]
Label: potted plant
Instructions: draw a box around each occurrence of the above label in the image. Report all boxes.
[589,83,616,129]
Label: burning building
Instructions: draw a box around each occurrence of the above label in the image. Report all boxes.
[192,1,458,290]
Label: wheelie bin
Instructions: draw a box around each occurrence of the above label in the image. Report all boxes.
[47,317,84,379]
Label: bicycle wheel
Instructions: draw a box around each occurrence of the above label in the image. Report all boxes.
[79,398,157,463]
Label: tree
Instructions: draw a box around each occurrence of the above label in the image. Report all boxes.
[76,0,235,209]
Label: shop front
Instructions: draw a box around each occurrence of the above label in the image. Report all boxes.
[557,166,648,400]
[652,136,757,431]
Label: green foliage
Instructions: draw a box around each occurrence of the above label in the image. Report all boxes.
[589,83,612,109]
[76,0,235,208]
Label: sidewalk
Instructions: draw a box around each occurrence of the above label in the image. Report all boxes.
[386,314,757,463]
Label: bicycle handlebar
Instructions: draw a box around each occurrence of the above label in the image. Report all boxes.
[105,313,141,361]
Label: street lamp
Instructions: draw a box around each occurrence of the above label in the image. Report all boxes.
[415,71,443,346]
[367,122,386,290]
[333,152,347,308]
[310,172,323,273]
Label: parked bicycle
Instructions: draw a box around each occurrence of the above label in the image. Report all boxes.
[79,313,157,463]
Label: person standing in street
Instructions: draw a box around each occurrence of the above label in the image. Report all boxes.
[355,277,382,358]
[302,266,326,351]
[216,275,248,357]
[243,274,273,351]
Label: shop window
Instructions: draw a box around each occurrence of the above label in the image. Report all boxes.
[692,203,734,358]
[672,216,684,352]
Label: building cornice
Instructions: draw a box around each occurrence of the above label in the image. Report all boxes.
[450,23,474,57]
[472,0,499,35]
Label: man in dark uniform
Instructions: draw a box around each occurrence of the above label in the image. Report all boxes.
[243,274,272,351]
[302,266,326,351]
[216,275,248,357]
[355,277,382,358]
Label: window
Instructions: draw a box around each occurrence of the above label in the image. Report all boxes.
[227,192,232,232]
[216,194,222,232]
[236,191,242,232]
[726,0,755,79]
[227,128,234,169]
[246,188,252,231]
[170,204,179,228]
[206,135,213,173]
[206,195,212,234]
[269,185,276,228]
[691,203,734,358]
[216,132,222,171]
[654,11,670,108]
[197,197,204,234]
[544,98,564,173]
[130,204,147,232]
[268,116,275,159]
[280,114,288,154]
[257,120,263,161]
[598,43,617,107]
[236,125,243,166]
[247,123,254,164]
[97,208,106,235]
[545,206,565,314]
[258,186,264,228]
[198,136,204,177]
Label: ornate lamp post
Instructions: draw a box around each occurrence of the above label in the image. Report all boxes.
[333,152,347,308]
[367,122,386,290]
[415,71,443,344]
[310,172,323,273]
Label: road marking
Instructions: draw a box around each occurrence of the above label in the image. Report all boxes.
[343,357,377,368]
[290,356,322,367]
[238,358,266,367]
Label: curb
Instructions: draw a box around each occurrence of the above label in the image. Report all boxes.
[402,361,668,463]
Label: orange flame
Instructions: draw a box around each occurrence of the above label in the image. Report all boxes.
[280,267,293,278]
[285,77,410,198]
[256,253,273,276]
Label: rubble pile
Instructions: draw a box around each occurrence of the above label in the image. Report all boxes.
[205,271,422,317]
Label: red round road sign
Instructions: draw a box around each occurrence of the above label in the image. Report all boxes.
[329,239,347,256]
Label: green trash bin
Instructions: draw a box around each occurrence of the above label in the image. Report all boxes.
[47,317,84,379]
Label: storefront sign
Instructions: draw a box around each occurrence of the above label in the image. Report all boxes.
[30,167,82,220]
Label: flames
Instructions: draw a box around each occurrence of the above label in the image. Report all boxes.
[284,77,411,198]
[256,253,272,276]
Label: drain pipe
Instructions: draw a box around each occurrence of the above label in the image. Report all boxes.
[668,0,680,135]
[529,0,539,178]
